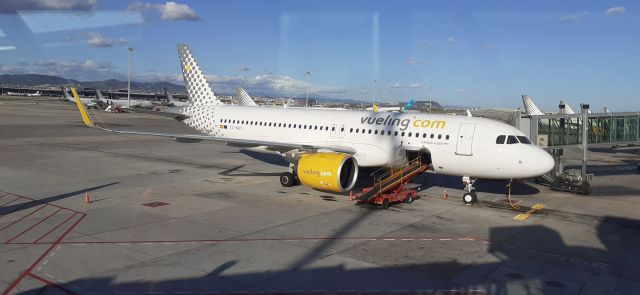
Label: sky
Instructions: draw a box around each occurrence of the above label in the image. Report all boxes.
[0,0,638,111]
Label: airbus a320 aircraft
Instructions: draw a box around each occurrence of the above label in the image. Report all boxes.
[71,44,554,204]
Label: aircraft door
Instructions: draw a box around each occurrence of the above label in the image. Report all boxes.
[339,124,346,138]
[330,123,337,137]
[456,123,476,156]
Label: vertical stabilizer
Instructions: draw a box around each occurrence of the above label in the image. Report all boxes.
[235,87,258,107]
[95,89,106,101]
[521,95,544,115]
[604,106,610,113]
[164,87,176,102]
[559,100,575,114]
[61,87,71,100]
[176,44,220,106]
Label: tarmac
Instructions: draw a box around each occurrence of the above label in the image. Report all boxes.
[1,96,639,295]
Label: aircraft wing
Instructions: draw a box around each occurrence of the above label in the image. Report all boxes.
[70,88,355,154]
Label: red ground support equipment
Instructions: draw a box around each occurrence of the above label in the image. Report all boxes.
[350,157,427,209]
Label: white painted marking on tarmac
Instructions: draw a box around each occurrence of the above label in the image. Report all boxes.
[401,238,414,241]
[44,273,54,279]
[42,259,48,265]
[439,238,451,240]
[36,266,42,272]
[421,238,432,240]
[382,238,395,241]
[56,245,61,251]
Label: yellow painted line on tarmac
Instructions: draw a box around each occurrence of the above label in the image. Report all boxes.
[513,203,546,221]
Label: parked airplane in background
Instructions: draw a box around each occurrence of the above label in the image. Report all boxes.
[61,87,101,108]
[96,89,157,110]
[521,95,545,115]
[163,88,191,108]
[6,90,41,97]
[71,44,555,204]
[368,99,414,113]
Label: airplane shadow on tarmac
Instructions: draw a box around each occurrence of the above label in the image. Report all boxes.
[17,213,640,294]
[0,182,119,216]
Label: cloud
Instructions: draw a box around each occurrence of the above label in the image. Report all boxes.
[391,82,421,89]
[128,1,200,21]
[0,59,121,80]
[84,32,127,48]
[605,6,625,15]
[559,11,589,22]
[404,57,427,65]
[447,36,456,43]
[236,66,251,72]
[0,0,97,13]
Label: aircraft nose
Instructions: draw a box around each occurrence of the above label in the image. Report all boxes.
[538,149,555,175]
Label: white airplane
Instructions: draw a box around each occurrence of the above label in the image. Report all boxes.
[96,89,157,110]
[235,87,259,107]
[6,90,41,97]
[163,88,191,108]
[61,87,101,108]
[70,44,555,204]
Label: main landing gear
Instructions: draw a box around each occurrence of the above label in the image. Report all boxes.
[280,164,300,187]
[462,176,478,205]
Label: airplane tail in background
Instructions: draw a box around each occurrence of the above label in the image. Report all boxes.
[235,87,258,107]
[559,100,575,114]
[95,89,107,101]
[402,99,414,111]
[164,87,176,102]
[61,87,72,100]
[177,44,220,106]
[372,104,379,112]
[521,95,544,115]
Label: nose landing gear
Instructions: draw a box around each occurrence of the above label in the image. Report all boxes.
[462,176,478,205]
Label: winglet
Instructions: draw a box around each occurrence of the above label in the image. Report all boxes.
[71,87,94,127]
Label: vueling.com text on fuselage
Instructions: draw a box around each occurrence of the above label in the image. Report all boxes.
[360,115,446,131]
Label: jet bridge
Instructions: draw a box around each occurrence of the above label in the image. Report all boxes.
[520,105,640,194]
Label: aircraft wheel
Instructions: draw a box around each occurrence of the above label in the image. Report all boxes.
[382,199,390,209]
[280,172,295,187]
[463,191,478,205]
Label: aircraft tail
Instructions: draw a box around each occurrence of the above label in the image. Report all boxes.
[177,44,220,106]
[402,99,414,111]
[164,87,176,102]
[61,87,72,100]
[559,100,575,114]
[235,87,258,107]
[372,104,379,112]
[95,89,107,101]
[521,95,544,115]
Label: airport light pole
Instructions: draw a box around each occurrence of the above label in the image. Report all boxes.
[127,45,134,108]
[428,85,433,113]
[305,71,310,108]
[373,79,376,107]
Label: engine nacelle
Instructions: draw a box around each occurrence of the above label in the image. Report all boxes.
[297,153,359,192]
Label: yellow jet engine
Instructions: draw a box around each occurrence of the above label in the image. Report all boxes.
[296,153,359,192]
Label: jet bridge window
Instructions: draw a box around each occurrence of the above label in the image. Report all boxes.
[507,135,519,144]
[496,135,506,144]
[517,136,532,144]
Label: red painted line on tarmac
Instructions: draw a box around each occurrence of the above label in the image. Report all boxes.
[0,193,9,200]
[5,208,62,244]
[0,204,47,232]
[0,196,21,208]
[33,213,77,244]
[27,273,78,295]
[2,213,85,295]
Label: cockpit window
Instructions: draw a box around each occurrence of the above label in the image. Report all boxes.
[507,135,519,144]
[496,135,506,144]
[517,136,532,144]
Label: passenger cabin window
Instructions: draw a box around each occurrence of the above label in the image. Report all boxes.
[496,135,506,144]
[507,135,519,144]
[517,136,532,144]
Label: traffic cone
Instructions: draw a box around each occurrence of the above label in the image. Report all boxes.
[443,189,448,200]
[84,192,91,204]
